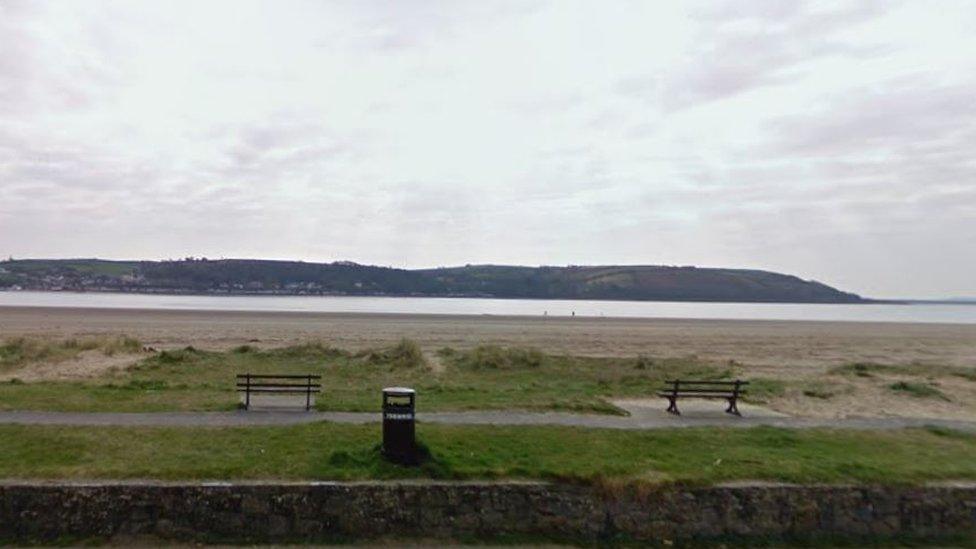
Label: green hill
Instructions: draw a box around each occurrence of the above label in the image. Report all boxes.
[0,258,864,303]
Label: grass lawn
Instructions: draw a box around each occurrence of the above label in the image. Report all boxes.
[0,423,974,484]
[0,340,735,413]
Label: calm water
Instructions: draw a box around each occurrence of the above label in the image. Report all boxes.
[1,291,975,324]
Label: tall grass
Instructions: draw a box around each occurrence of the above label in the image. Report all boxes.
[449,344,546,370]
[0,336,141,371]
[889,381,950,401]
[360,338,426,369]
[832,361,975,380]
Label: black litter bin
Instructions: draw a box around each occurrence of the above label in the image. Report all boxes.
[382,387,417,464]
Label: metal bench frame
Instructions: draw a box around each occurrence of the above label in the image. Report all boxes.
[236,374,322,411]
[657,379,749,416]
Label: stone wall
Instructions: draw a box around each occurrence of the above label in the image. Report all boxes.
[1,481,974,544]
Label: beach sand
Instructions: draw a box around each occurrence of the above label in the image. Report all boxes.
[2,305,975,367]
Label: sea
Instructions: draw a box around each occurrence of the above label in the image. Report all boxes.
[1,291,975,324]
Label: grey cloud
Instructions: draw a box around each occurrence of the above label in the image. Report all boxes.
[618,2,894,111]
[210,117,372,183]
[767,79,976,156]
[0,127,154,195]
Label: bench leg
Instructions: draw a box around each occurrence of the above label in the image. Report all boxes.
[726,397,741,417]
[666,397,680,416]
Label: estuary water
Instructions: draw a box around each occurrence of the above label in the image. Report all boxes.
[1,291,975,324]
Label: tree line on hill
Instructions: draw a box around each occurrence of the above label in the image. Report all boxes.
[0,258,865,303]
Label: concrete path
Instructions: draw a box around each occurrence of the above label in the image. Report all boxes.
[1,400,975,432]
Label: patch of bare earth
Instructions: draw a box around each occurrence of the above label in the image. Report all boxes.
[765,371,976,421]
[0,350,144,382]
[425,351,446,374]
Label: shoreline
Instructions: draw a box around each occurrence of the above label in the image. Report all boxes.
[1,303,973,327]
[0,287,881,304]
[2,291,976,327]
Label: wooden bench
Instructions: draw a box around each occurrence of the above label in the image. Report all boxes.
[657,379,748,416]
[236,374,321,411]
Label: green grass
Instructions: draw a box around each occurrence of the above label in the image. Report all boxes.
[0,423,974,485]
[888,381,950,401]
[448,344,545,370]
[832,361,976,381]
[0,340,735,413]
[3,258,138,277]
[743,378,787,403]
[798,380,854,400]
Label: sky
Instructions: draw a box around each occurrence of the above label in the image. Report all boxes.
[1,1,974,299]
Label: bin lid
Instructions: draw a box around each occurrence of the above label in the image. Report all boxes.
[383,387,416,395]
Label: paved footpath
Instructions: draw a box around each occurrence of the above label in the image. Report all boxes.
[1,400,974,432]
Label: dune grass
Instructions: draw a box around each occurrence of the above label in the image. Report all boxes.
[0,340,734,413]
[0,336,142,373]
[832,361,976,382]
[4,339,973,415]
[888,381,951,401]
[0,423,974,485]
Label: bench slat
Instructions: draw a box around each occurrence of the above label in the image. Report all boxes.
[663,380,748,385]
[657,390,744,396]
[657,394,736,400]
[237,388,322,394]
[236,383,322,389]
[657,388,747,394]
[236,374,322,380]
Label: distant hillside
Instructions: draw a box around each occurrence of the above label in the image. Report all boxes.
[0,258,865,303]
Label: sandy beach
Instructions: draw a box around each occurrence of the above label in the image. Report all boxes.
[3,305,976,367]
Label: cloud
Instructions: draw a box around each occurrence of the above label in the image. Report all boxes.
[0,2,125,117]
[615,1,894,111]
[768,79,976,156]
[1,1,975,297]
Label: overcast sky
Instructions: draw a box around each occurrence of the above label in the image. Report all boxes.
[1,1,974,298]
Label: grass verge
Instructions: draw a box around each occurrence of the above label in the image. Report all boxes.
[0,424,974,485]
